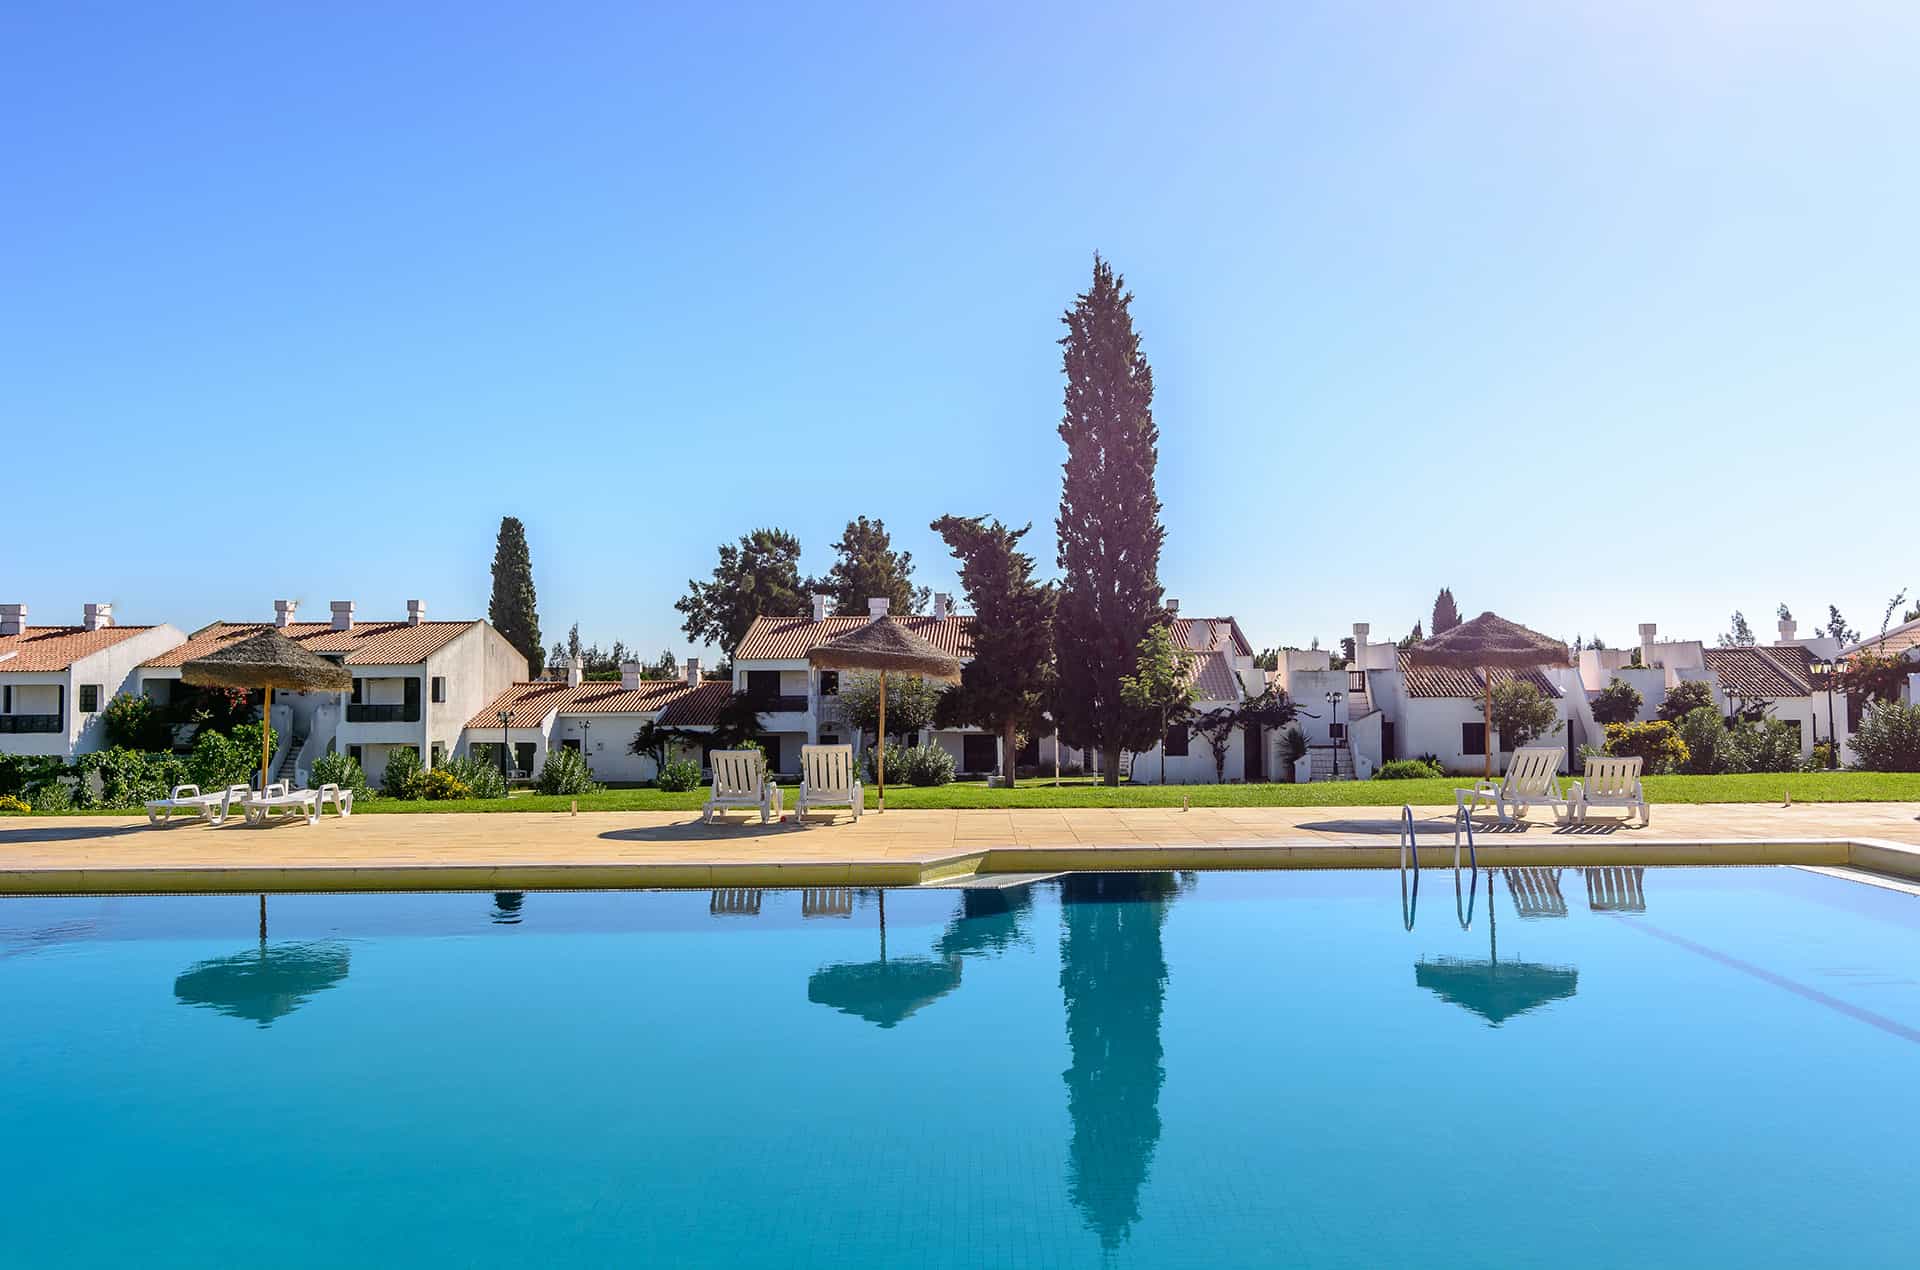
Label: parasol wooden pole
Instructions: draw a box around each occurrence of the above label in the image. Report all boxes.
[261,686,273,791]
[876,670,886,813]
[1482,670,1493,779]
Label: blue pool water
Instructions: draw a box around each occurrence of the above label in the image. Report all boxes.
[3,866,1918,1267]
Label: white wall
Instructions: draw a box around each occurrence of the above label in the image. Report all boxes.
[1129,707,1246,784]
[1,624,186,758]
[426,624,528,767]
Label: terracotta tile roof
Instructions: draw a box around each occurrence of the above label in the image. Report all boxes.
[0,625,162,673]
[1184,650,1244,702]
[142,620,480,669]
[656,681,735,728]
[734,613,975,661]
[1172,616,1253,658]
[467,678,713,730]
[1701,645,1813,698]
[1844,619,1920,661]
[1396,651,1561,700]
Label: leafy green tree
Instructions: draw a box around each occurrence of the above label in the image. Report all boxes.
[641,649,678,680]
[930,514,1054,787]
[102,692,173,751]
[676,528,808,656]
[489,516,544,678]
[1253,648,1280,671]
[1432,588,1461,635]
[839,672,943,741]
[1120,626,1197,785]
[816,516,927,616]
[1397,622,1424,651]
[1719,611,1755,646]
[1054,256,1168,783]
[628,719,702,771]
[1674,706,1731,775]
[1490,680,1560,750]
[1657,680,1716,722]
[1590,678,1644,726]
[1823,604,1859,646]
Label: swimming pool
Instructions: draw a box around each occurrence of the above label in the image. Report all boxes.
[3,867,1916,1267]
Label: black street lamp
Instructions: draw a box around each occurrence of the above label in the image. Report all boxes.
[1810,659,1840,769]
[497,709,512,785]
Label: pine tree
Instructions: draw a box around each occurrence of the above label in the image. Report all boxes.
[489,516,544,677]
[931,514,1055,787]
[1720,611,1756,646]
[1053,256,1167,784]
[675,528,808,655]
[1432,587,1461,635]
[817,516,928,615]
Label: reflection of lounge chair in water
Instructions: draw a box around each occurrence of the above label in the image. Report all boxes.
[1501,868,1568,918]
[709,888,763,916]
[802,887,853,918]
[1585,866,1647,912]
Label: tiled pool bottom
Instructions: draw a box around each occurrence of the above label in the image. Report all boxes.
[2,868,1917,1268]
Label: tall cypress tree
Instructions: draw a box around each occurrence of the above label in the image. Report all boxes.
[1053,256,1166,785]
[1432,587,1461,636]
[489,516,544,677]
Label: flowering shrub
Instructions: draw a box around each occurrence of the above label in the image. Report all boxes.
[0,794,30,815]
[405,768,472,801]
[1603,720,1690,774]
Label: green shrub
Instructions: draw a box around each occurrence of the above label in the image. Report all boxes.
[102,692,174,751]
[535,746,598,795]
[73,747,189,810]
[1604,719,1690,774]
[405,768,472,801]
[1657,681,1716,723]
[436,753,506,800]
[1374,758,1443,780]
[1728,719,1805,774]
[381,746,424,799]
[31,779,73,813]
[899,743,956,787]
[0,794,30,815]
[187,723,275,792]
[1674,707,1731,775]
[865,741,909,784]
[1809,741,1837,770]
[309,750,371,799]
[1590,678,1644,726]
[0,754,68,799]
[1851,701,1920,773]
[657,758,702,792]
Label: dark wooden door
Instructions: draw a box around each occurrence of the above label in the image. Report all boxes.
[1382,721,1396,762]
[1245,725,1265,781]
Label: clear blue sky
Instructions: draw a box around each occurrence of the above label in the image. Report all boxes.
[5,2,1914,660]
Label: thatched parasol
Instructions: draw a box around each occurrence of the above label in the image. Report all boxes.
[174,939,351,1028]
[809,617,961,811]
[182,629,353,791]
[1408,612,1568,777]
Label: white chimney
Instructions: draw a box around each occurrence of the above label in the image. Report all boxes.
[565,655,583,688]
[1166,599,1180,617]
[1778,617,1797,644]
[84,603,113,631]
[933,593,951,622]
[868,597,889,619]
[685,657,701,686]
[407,599,427,626]
[620,660,643,690]
[330,601,355,633]
[274,599,299,628]
[811,593,829,623]
[1638,622,1658,666]
[0,604,26,637]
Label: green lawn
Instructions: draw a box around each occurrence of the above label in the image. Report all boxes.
[344,769,1920,813]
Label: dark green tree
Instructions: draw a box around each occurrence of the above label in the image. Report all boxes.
[675,528,808,655]
[1053,256,1167,784]
[1657,679,1716,722]
[1823,604,1859,646]
[1432,588,1461,635]
[931,515,1055,787]
[1398,621,1425,650]
[489,516,544,677]
[816,517,928,616]
[1590,677,1644,726]
[1719,611,1756,646]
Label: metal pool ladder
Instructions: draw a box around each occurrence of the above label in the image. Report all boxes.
[1398,805,1419,929]
[1452,802,1478,929]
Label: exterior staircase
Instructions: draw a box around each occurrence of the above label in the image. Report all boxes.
[1306,743,1356,782]
[274,726,307,785]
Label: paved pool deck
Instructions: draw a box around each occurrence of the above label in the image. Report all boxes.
[5,800,1920,893]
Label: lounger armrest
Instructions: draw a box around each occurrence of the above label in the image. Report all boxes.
[171,784,200,800]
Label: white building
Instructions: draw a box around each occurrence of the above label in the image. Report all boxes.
[0,604,186,758]
[1578,618,1851,763]
[459,656,729,783]
[1840,616,1920,710]
[1124,609,1272,784]
[138,599,526,786]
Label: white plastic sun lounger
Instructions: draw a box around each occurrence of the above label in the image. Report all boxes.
[702,750,782,825]
[1456,745,1571,826]
[144,783,251,826]
[1570,756,1649,826]
[796,744,862,821]
[240,781,353,826]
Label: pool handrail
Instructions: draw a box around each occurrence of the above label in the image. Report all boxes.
[1399,804,1419,930]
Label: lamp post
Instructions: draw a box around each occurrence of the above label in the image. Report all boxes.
[498,709,511,785]
[580,719,592,776]
[1325,689,1344,740]
[1810,659,1840,769]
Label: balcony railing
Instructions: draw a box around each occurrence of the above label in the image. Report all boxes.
[0,714,62,733]
[346,703,420,724]
[746,694,811,714]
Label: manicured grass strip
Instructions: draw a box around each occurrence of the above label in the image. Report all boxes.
[344,770,1920,813]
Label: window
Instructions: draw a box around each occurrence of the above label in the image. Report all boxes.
[351,678,364,704]
[431,676,446,704]
[430,741,446,766]
[78,684,101,712]
[1498,728,1515,752]
[1462,722,1487,756]
[347,744,363,766]
[818,733,839,747]
[1348,669,1367,693]
[1847,693,1864,732]
[818,671,839,697]
[745,670,781,700]
[963,734,999,773]
[2,686,9,713]
[1164,723,1190,757]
